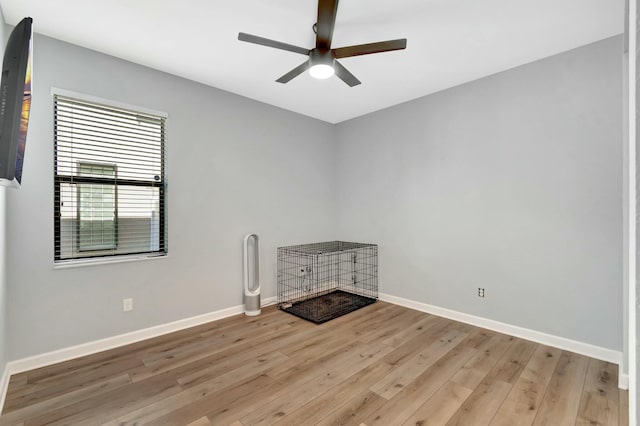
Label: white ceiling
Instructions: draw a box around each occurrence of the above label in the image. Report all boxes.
[0,0,625,123]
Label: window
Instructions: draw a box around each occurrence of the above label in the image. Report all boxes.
[54,94,166,262]
[77,162,117,251]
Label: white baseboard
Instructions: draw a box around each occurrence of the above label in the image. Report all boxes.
[619,373,630,390]
[378,293,627,390]
[1,296,277,410]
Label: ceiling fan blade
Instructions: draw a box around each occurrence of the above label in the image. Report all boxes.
[334,60,361,87]
[276,61,310,83]
[316,0,339,49]
[238,32,310,55]
[333,39,407,59]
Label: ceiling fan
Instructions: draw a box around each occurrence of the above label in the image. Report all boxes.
[238,0,407,87]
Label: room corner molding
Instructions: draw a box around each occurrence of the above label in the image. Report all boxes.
[378,293,626,389]
[619,373,630,391]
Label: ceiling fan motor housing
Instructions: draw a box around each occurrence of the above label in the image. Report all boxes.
[309,49,335,79]
[309,48,335,67]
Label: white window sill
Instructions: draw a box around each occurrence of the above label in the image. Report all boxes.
[53,254,167,269]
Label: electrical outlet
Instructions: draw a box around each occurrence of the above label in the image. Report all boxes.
[478,288,485,298]
[123,298,133,312]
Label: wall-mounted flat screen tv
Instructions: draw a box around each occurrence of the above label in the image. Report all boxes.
[0,17,32,188]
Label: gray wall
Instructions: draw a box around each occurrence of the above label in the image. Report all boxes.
[335,36,624,351]
[4,33,625,360]
[6,34,337,360]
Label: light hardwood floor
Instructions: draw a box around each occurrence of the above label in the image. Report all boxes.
[0,302,628,425]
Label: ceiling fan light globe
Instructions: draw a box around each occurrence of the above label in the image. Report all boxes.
[309,64,334,79]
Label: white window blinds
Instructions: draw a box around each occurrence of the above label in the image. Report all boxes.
[54,95,167,262]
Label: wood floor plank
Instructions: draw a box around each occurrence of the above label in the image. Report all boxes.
[168,339,289,387]
[315,390,387,426]
[364,337,481,425]
[620,388,629,426]
[445,379,513,426]
[145,373,278,426]
[239,341,394,426]
[0,374,131,425]
[23,372,182,425]
[575,359,619,426]
[140,314,296,369]
[127,322,301,383]
[186,416,212,426]
[177,349,289,388]
[401,380,473,426]
[445,338,537,426]
[104,351,288,425]
[106,371,277,426]
[275,323,357,358]
[273,361,394,425]
[12,307,282,396]
[490,345,562,426]
[19,309,273,387]
[264,335,361,379]
[324,303,418,346]
[531,351,590,426]
[3,356,144,413]
[358,307,429,344]
[449,333,515,391]
[0,302,626,426]
[381,318,455,367]
[485,338,537,385]
[266,339,364,383]
[371,328,469,400]
[381,313,441,347]
[5,375,27,389]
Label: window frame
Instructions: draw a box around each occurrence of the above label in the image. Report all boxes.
[53,89,168,264]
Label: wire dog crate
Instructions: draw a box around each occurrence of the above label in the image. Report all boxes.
[277,241,378,323]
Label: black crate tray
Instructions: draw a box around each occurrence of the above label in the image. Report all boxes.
[279,290,376,324]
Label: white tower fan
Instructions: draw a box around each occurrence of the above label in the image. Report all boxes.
[243,234,261,316]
